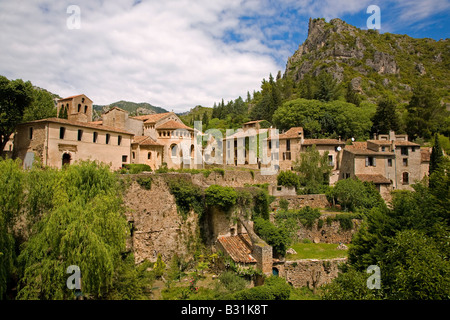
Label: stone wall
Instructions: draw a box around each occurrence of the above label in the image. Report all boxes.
[298,217,361,244]
[123,175,199,264]
[271,194,330,211]
[278,258,347,289]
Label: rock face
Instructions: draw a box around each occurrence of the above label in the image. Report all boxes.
[284,17,449,103]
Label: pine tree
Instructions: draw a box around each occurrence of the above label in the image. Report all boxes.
[371,96,400,134]
[314,72,341,102]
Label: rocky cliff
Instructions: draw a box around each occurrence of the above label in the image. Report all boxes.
[285,18,450,103]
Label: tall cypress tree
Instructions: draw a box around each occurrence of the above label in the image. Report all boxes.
[429,133,444,176]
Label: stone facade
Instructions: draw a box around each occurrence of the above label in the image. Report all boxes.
[271,194,330,211]
[295,216,361,244]
[279,258,347,289]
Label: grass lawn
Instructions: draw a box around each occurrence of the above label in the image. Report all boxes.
[286,243,349,260]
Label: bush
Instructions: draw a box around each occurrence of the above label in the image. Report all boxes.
[123,164,152,174]
[253,217,290,256]
[232,276,291,300]
[279,198,289,211]
[218,271,248,292]
[205,185,238,211]
[136,177,152,190]
[165,176,204,218]
[212,168,225,177]
[277,170,299,189]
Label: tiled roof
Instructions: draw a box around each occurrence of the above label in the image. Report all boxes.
[20,118,133,135]
[243,120,264,125]
[156,120,193,131]
[356,174,392,184]
[57,94,91,101]
[394,140,420,147]
[278,127,303,140]
[368,139,392,145]
[132,112,172,123]
[218,234,256,264]
[303,139,345,145]
[345,142,394,156]
[421,147,431,162]
[132,136,162,147]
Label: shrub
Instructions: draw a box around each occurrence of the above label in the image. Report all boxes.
[136,177,152,190]
[205,185,238,211]
[212,168,225,177]
[165,176,204,218]
[277,170,299,189]
[279,198,289,211]
[232,276,291,300]
[123,164,152,174]
[218,271,248,292]
[253,217,290,256]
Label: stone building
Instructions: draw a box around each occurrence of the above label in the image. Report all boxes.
[339,131,427,201]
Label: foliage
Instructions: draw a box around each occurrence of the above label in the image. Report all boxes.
[122,163,152,174]
[165,176,204,219]
[405,83,448,140]
[231,276,291,300]
[153,254,166,278]
[429,133,444,176]
[272,98,374,140]
[16,161,130,300]
[277,170,299,189]
[253,217,290,256]
[136,176,152,190]
[218,271,248,292]
[328,178,386,212]
[314,72,342,102]
[371,95,401,134]
[279,198,289,211]
[22,88,57,122]
[293,145,333,194]
[0,76,34,157]
[205,185,237,211]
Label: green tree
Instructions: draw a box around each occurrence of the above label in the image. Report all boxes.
[205,185,237,211]
[429,133,444,176]
[345,84,361,107]
[293,145,332,194]
[314,72,341,102]
[0,76,34,157]
[23,89,57,122]
[405,83,447,140]
[371,96,400,134]
[277,170,299,189]
[253,217,290,256]
[16,161,129,300]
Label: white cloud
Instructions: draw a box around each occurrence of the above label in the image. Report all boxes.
[0,0,447,112]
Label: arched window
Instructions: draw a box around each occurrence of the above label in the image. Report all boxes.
[147,152,151,160]
[118,135,122,146]
[59,127,66,139]
[190,145,195,158]
[84,105,88,113]
[78,104,82,112]
[171,144,177,157]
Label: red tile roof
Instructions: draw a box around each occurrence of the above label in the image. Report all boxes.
[278,127,304,140]
[156,120,193,131]
[20,118,133,135]
[218,234,256,264]
[132,136,162,147]
[394,140,420,147]
[345,142,394,156]
[303,139,345,146]
[132,112,172,123]
[57,94,92,101]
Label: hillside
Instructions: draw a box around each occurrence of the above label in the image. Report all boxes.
[93,100,169,117]
[284,18,450,104]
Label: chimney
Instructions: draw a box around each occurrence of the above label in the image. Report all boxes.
[373,133,377,140]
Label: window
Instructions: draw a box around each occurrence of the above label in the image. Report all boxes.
[81,98,85,103]
[403,158,408,166]
[59,127,66,139]
[171,144,177,157]
[328,155,334,166]
[403,172,409,185]
[366,156,376,167]
[106,134,110,145]
[388,159,393,167]
[283,152,291,160]
[93,132,98,143]
[269,141,272,149]
[401,147,408,156]
[122,155,128,162]
[29,127,33,140]
[78,104,81,112]
[118,135,122,146]
[286,139,291,151]
[84,105,88,113]
[147,152,151,160]
[77,129,83,141]
[381,146,386,152]
[345,173,351,179]
[132,152,135,159]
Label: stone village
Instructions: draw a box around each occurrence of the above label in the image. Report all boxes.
[4,93,432,290]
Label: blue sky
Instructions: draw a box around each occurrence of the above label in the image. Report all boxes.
[0,0,448,112]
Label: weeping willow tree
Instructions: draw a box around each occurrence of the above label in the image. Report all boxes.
[16,161,130,300]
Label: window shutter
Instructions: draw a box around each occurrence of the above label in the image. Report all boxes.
[365,157,369,167]
[373,157,376,167]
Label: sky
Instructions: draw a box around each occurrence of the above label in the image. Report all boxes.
[0,0,449,113]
